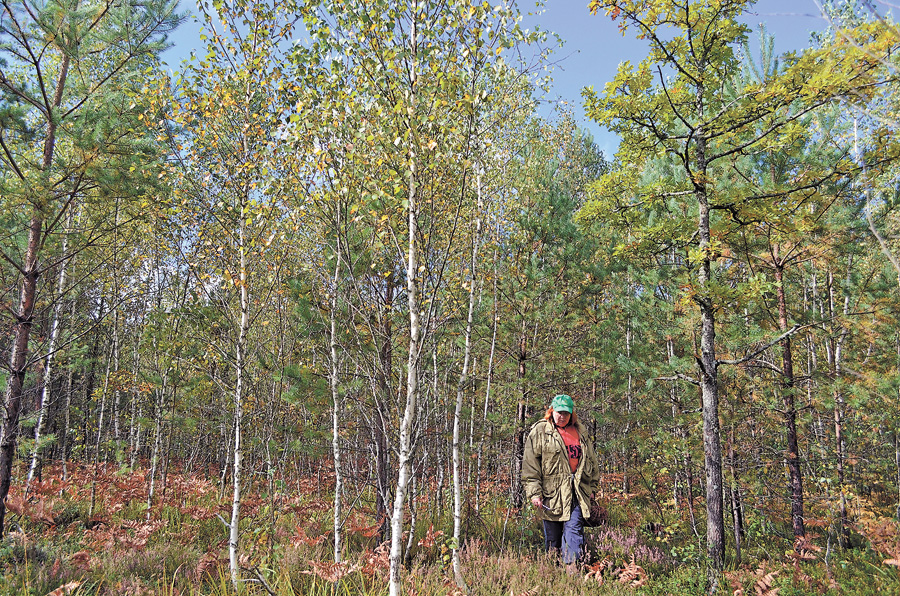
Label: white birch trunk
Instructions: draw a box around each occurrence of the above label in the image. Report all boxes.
[330,233,343,563]
[61,365,73,482]
[451,165,484,589]
[26,214,73,489]
[111,317,121,445]
[111,201,122,445]
[230,218,249,588]
[829,266,852,546]
[130,399,141,470]
[128,335,140,469]
[146,375,167,518]
[89,349,112,519]
[475,241,499,514]
[389,6,421,591]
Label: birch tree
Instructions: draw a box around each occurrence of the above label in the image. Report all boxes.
[292,2,545,591]
[157,0,298,585]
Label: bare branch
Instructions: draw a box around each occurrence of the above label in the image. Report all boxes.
[717,323,817,367]
[655,372,700,387]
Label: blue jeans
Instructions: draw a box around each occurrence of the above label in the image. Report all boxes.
[542,503,584,564]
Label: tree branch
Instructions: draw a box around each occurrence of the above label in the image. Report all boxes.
[655,372,700,387]
[717,323,816,367]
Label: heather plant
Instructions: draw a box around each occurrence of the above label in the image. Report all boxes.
[585,525,671,571]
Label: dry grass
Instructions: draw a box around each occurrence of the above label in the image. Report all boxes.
[3,463,900,595]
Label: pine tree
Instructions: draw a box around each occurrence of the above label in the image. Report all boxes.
[0,0,182,536]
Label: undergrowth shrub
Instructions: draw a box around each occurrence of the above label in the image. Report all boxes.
[52,499,87,528]
[635,564,708,595]
[460,537,632,596]
[601,500,632,529]
[103,541,201,585]
[823,548,900,595]
[0,533,83,596]
[119,499,150,522]
[184,514,228,551]
[0,531,50,567]
[5,463,900,595]
[585,524,671,573]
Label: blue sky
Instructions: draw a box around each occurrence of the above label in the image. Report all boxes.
[161,0,829,158]
[523,0,827,156]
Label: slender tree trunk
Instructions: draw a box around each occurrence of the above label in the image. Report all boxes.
[773,254,805,539]
[230,218,250,588]
[475,264,499,514]
[219,416,232,500]
[829,269,852,548]
[26,208,75,492]
[111,200,122,449]
[404,471,419,565]
[623,318,633,492]
[89,349,113,519]
[390,11,422,590]
[512,328,527,507]
[130,400,142,470]
[129,334,141,470]
[451,165,482,590]
[111,319,121,450]
[146,374,167,517]
[728,425,743,564]
[695,126,725,581]
[0,53,70,536]
[375,279,393,543]
[329,234,344,563]
[61,363,74,483]
[161,385,178,500]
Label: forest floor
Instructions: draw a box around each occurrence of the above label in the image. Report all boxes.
[1,463,899,595]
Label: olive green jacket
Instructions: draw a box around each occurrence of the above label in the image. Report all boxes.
[521,419,600,522]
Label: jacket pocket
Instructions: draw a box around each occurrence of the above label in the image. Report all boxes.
[542,475,566,515]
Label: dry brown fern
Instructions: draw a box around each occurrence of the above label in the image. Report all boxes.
[508,586,539,596]
[616,553,648,588]
[300,560,361,582]
[196,550,226,578]
[725,568,749,596]
[67,550,93,572]
[855,517,900,559]
[359,540,391,577]
[790,535,822,562]
[44,581,82,596]
[752,569,779,596]
[727,566,780,596]
[584,556,613,584]
[441,576,467,596]
[290,524,327,546]
[417,524,444,548]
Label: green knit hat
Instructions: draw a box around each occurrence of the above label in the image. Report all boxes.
[551,394,574,413]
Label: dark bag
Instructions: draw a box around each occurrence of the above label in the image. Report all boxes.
[583,495,607,527]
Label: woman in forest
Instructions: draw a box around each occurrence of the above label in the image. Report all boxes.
[521,394,600,568]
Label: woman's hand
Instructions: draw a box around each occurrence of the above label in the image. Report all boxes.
[531,495,543,509]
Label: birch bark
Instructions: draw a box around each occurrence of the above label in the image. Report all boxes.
[390,7,421,592]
